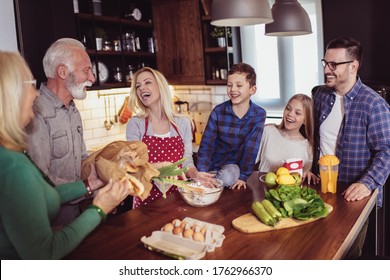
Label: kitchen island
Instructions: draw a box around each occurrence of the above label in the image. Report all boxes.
[66,171,377,260]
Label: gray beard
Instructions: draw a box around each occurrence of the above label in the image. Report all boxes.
[69,83,88,100]
[66,72,91,100]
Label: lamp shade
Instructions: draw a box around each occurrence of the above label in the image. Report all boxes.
[265,0,312,36]
[211,0,273,27]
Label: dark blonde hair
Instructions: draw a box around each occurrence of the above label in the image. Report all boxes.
[228,63,256,87]
[127,67,180,125]
[0,51,33,151]
[278,93,314,148]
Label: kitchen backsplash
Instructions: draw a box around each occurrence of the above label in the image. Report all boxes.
[75,85,229,151]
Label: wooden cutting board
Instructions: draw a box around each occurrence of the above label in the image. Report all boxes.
[232,204,333,233]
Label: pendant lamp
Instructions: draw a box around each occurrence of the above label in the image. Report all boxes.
[211,0,273,27]
[265,0,312,36]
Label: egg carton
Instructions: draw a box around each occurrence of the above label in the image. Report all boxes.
[141,217,225,260]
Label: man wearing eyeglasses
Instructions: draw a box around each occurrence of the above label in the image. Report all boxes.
[312,37,390,258]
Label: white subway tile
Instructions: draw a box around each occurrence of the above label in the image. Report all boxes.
[84,118,101,130]
[79,109,92,120]
[81,86,224,151]
[91,108,106,119]
[93,127,109,138]
[83,129,93,141]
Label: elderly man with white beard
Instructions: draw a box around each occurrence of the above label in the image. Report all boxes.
[27,38,96,227]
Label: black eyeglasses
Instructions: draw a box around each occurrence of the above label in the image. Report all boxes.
[321,59,353,71]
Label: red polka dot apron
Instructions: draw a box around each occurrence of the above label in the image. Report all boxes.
[133,118,185,208]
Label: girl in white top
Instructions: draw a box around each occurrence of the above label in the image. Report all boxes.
[256,94,319,184]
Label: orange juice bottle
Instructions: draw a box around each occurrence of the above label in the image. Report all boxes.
[318,155,340,194]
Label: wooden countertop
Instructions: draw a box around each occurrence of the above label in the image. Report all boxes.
[66,171,377,260]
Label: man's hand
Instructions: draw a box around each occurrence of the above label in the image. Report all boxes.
[87,164,105,191]
[342,182,371,202]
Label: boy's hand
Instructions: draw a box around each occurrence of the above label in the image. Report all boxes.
[230,179,247,190]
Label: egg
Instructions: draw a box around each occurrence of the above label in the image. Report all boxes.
[180,221,187,228]
[192,225,200,233]
[172,219,181,227]
[193,232,205,242]
[183,228,194,238]
[163,223,174,232]
[192,224,200,230]
[200,227,207,235]
[173,226,183,235]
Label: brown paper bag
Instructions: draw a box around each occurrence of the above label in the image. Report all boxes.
[82,141,159,200]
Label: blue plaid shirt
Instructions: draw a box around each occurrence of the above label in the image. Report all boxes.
[197,100,266,181]
[313,77,390,206]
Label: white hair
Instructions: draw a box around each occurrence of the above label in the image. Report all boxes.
[43,38,85,78]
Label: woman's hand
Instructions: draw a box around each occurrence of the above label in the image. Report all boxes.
[92,179,130,214]
[303,171,320,185]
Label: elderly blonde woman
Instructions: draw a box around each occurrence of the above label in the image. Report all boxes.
[0,51,130,259]
[126,67,216,209]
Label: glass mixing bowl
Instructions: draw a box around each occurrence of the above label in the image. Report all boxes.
[178,179,224,207]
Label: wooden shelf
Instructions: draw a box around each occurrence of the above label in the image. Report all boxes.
[77,13,153,28]
[75,0,156,89]
[89,82,128,90]
[204,47,226,53]
[205,79,227,85]
[200,14,234,85]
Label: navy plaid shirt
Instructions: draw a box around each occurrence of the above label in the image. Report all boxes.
[313,77,390,206]
[197,100,266,181]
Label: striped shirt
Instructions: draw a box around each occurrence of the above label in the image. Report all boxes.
[313,77,390,206]
[197,100,266,181]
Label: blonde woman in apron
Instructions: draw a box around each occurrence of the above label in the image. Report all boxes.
[126,67,216,209]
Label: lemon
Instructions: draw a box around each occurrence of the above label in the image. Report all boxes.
[290,172,302,185]
[276,174,296,185]
[276,167,290,176]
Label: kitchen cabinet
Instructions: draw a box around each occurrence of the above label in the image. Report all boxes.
[75,0,156,89]
[198,0,241,85]
[152,0,204,85]
[14,0,77,87]
[201,17,235,85]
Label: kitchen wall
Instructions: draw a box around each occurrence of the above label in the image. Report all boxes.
[76,85,229,151]
[0,0,18,51]
[322,0,390,85]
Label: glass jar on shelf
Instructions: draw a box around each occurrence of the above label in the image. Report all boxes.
[126,65,135,84]
[113,67,123,82]
[122,32,136,52]
[103,40,112,51]
[113,40,121,51]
